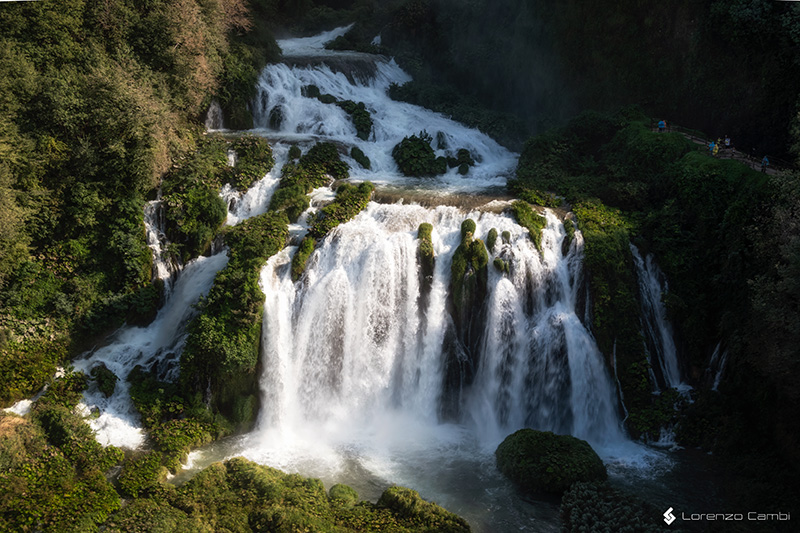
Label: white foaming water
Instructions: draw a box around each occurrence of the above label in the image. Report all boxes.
[144,195,178,296]
[177,202,667,531]
[205,99,224,131]
[252,31,517,194]
[631,244,687,391]
[74,252,228,448]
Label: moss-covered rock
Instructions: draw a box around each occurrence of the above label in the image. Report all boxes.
[291,236,316,282]
[288,144,302,160]
[269,142,349,222]
[337,100,373,141]
[510,201,546,252]
[417,222,435,284]
[351,145,371,169]
[493,257,508,273]
[377,486,471,532]
[328,483,359,507]
[392,132,446,177]
[502,230,511,244]
[307,182,374,239]
[486,228,498,251]
[90,363,118,398]
[181,211,289,430]
[495,429,607,495]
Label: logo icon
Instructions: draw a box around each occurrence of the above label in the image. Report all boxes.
[664,507,676,525]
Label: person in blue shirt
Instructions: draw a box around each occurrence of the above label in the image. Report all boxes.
[658,119,666,133]
[761,156,769,173]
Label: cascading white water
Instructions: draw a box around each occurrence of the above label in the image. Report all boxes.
[144,195,179,296]
[205,99,224,131]
[251,29,517,193]
[73,252,228,448]
[630,244,686,391]
[240,204,625,471]
[74,156,281,447]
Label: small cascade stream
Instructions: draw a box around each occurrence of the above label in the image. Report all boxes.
[631,244,687,392]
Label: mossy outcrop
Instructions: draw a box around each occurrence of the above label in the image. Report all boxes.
[270,142,349,221]
[510,201,546,252]
[307,182,374,239]
[291,236,317,282]
[417,222,435,319]
[181,211,289,431]
[303,85,373,140]
[351,146,371,169]
[392,131,447,177]
[105,457,471,532]
[495,429,607,495]
[441,219,489,419]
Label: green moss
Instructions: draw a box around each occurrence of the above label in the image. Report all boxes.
[510,201,546,252]
[291,236,316,282]
[493,257,508,273]
[486,228,498,251]
[182,212,289,429]
[270,143,350,222]
[307,182,374,239]
[351,146,371,169]
[90,363,118,398]
[392,131,445,177]
[561,482,673,532]
[337,100,373,141]
[495,429,607,495]
[288,144,302,160]
[460,218,476,239]
[228,135,275,191]
[150,419,215,472]
[328,483,359,507]
[417,222,435,285]
[118,451,167,498]
[377,486,471,532]
[501,230,511,244]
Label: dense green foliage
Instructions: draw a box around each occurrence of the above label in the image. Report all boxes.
[0,372,123,531]
[308,182,375,238]
[561,482,676,533]
[269,142,349,221]
[291,236,318,282]
[510,201,546,252]
[450,219,488,309]
[351,145,371,169]
[392,131,447,177]
[0,0,282,407]
[517,108,800,504]
[105,457,470,533]
[495,429,607,495]
[182,211,289,429]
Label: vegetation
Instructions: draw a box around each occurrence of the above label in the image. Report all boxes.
[510,201,546,252]
[561,482,676,532]
[392,131,447,177]
[269,142,349,221]
[351,146,371,169]
[308,182,374,239]
[182,211,289,430]
[303,85,374,140]
[495,429,607,495]
[0,371,123,531]
[291,236,317,282]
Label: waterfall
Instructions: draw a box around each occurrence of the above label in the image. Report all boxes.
[630,245,686,391]
[253,203,625,466]
[205,99,224,130]
[144,194,179,296]
[250,32,517,194]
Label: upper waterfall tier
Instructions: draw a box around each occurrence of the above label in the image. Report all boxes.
[252,29,518,194]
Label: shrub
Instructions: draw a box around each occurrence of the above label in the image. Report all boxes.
[90,363,117,397]
[117,451,167,498]
[486,228,498,251]
[510,201,546,252]
[495,429,607,495]
[291,236,316,282]
[307,182,374,239]
[328,483,359,507]
[561,482,675,532]
[351,145,371,169]
[392,131,446,177]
